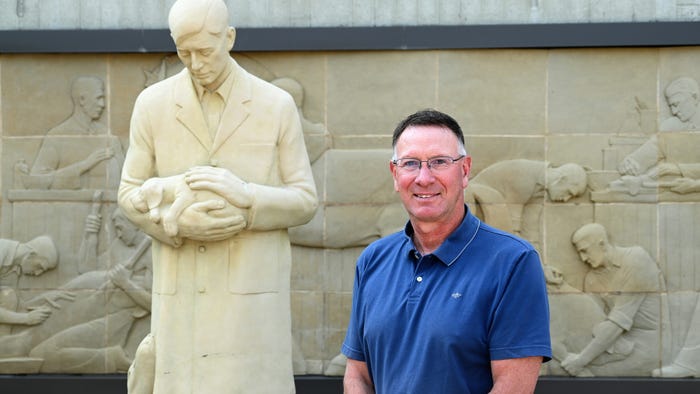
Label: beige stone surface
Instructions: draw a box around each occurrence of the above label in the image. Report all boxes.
[548,48,658,134]
[439,50,548,135]
[326,51,437,136]
[2,44,700,379]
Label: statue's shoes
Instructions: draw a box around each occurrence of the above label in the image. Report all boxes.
[652,363,697,378]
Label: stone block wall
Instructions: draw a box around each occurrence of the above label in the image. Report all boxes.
[0,46,699,378]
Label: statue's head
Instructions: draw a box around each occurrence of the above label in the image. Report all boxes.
[20,235,58,276]
[168,0,236,90]
[571,223,609,269]
[71,76,105,120]
[665,77,700,122]
[546,163,587,202]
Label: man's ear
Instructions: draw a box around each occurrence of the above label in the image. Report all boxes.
[227,27,236,51]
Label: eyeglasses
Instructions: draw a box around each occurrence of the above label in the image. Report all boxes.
[392,155,465,172]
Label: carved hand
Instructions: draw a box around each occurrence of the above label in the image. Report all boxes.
[669,177,700,194]
[109,265,132,289]
[176,199,247,241]
[617,157,641,176]
[84,213,102,234]
[185,166,253,208]
[40,290,77,309]
[23,306,52,325]
[85,147,115,169]
[560,353,586,376]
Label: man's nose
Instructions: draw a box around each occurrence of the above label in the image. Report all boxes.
[413,164,435,184]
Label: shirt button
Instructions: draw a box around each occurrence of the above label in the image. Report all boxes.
[416,276,423,283]
[210,159,218,167]
[198,245,206,253]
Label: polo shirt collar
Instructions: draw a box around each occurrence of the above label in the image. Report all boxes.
[403,205,481,267]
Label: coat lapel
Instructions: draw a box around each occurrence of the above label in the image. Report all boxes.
[211,62,251,156]
[174,70,213,150]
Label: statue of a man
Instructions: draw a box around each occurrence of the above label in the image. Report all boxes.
[117,0,318,392]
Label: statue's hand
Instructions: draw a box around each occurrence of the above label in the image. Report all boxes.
[177,199,247,241]
[617,157,640,176]
[23,306,52,325]
[186,166,253,208]
[561,353,586,376]
[669,177,700,194]
[86,147,114,168]
[109,265,132,289]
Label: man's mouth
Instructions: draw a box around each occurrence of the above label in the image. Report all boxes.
[414,193,437,199]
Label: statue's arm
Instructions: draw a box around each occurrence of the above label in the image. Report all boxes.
[245,99,318,231]
[117,101,182,247]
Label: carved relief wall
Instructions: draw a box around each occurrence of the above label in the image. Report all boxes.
[0,46,699,379]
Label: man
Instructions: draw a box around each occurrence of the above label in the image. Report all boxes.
[660,76,700,131]
[563,223,670,376]
[467,159,587,251]
[0,235,59,329]
[341,109,551,394]
[30,76,121,190]
[117,0,317,393]
[617,77,700,177]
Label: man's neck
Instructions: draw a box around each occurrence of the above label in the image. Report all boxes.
[410,208,465,255]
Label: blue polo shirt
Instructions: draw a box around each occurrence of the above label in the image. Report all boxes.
[341,208,551,394]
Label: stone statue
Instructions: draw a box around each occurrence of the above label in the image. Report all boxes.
[543,264,607,377]
[0,208,151,374]
[117,0,318,393]
[0,236,60,331]
[562,223,671,376]
[660,76,700,131]
[616,77,700,178]
[29,76,124,190]
[465,159,588,250]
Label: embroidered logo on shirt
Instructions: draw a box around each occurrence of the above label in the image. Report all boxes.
[451,292,462,299]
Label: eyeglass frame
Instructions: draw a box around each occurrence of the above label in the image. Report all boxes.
[391,155,466,172]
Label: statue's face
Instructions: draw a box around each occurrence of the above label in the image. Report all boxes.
[82,85,106,120]
[113,215,139,247]
[20,252,48,276]
[667,92,698,122]
[575,238,606,269]
[174,27,233,90]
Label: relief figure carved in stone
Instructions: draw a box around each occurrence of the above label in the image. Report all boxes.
[0,207,151,374]
[26,76,123,191]
[548,223,671,377]
[465,159,588,251]
[594,77,700,201]
[0,236,60,332]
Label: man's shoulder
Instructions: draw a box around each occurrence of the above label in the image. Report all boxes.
[476,220,537,252]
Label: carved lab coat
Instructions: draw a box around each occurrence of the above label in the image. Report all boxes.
[118,61,317,394]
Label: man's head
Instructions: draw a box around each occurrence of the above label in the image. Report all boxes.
[20,235,58,276]
[112,208,140,247]
[571,223,609,269]
[665,77,700,122]
[169,0,235,91]
[71,76,105,121]
[546,163,587,202]
[390,109,471,229]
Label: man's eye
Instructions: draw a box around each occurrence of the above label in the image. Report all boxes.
[430,158,450,167]
[402,160,420,168]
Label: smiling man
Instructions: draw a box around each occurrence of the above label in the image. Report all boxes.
[341,109,551,394]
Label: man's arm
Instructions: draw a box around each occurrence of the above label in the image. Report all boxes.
[490,356,542,394]
[343,358,374,394]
